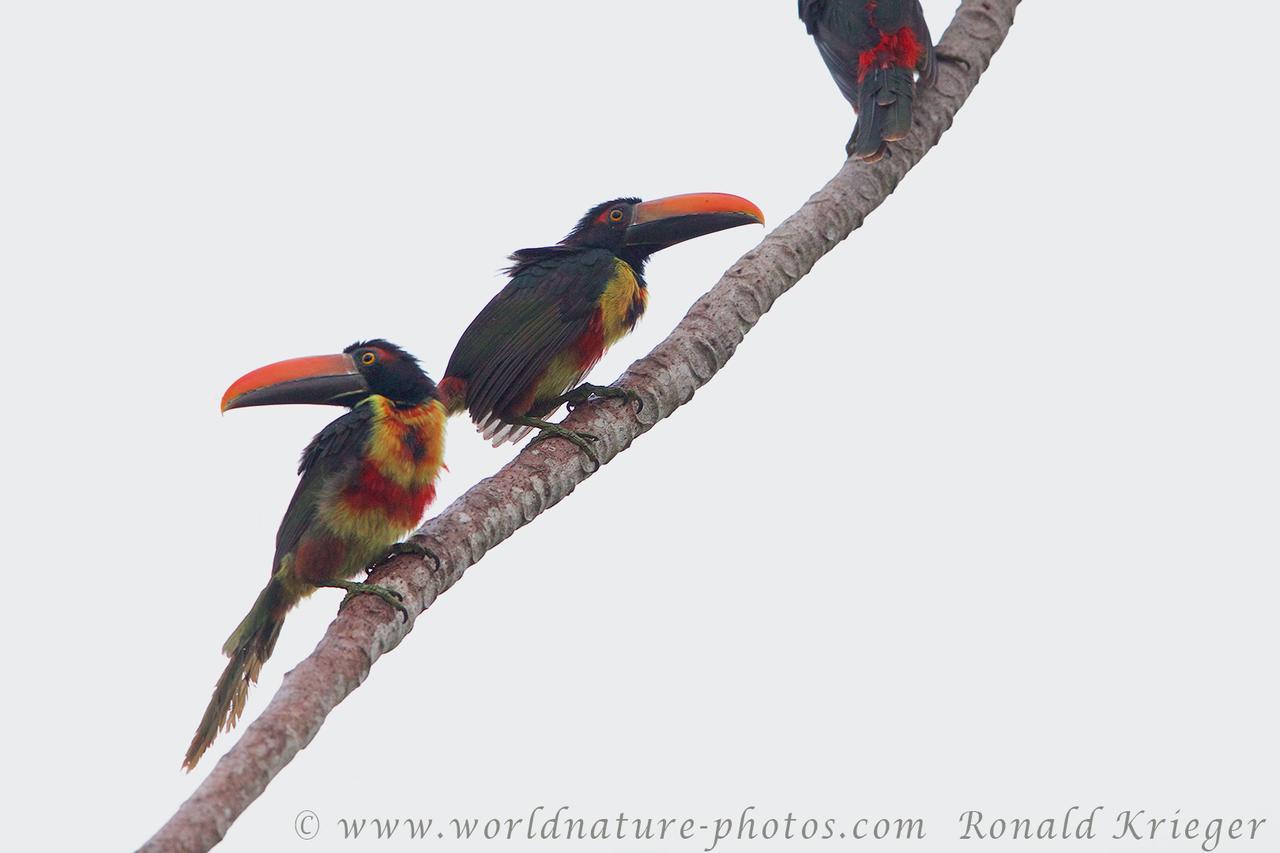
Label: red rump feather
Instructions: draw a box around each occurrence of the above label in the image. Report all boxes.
[294,535,348,585]
[857,27,922,83]
[436,375,467,414]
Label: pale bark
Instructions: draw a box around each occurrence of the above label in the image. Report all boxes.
[142,2,1020,848]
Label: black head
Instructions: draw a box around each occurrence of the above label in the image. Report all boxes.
[222,339,437,412]
[562,197,642,252]
[343,339,437,406]
[561,193,766,272]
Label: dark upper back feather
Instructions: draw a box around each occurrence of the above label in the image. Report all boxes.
[444,248,619,424]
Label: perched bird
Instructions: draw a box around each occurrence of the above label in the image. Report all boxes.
[438,192,764,466]
[184,340,446,770]
[800,0,937,162]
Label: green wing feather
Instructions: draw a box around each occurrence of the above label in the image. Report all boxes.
[444,248,615,427]
[270,405,373,572]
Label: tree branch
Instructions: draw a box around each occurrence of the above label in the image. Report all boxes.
[143,2,1019,848]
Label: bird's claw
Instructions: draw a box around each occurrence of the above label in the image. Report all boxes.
[558,383,643,414]
[368,540,441,575]
[616,388,644,414]
[337,581,410,624]
[529,424,601,471]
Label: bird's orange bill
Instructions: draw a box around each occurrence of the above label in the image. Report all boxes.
[624,192,765,251]
[221,353,367,412]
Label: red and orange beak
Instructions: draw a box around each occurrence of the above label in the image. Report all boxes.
[221,353,368,412]
[624,192,765,253]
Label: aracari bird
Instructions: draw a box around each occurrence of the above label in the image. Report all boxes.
[800,0,937,162]
[438,192,764,466]
[184,340,445,770]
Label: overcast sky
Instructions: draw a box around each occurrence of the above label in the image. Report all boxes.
[3,1,1277,850]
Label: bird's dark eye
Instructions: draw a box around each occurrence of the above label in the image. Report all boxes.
[608,209,625,223]
[361,351,377,366]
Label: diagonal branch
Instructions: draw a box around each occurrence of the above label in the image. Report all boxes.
[143,2,1019,848]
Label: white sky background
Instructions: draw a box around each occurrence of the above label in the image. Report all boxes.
[2,1,1277,849]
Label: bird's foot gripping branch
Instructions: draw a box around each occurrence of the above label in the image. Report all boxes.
[325,580,409,624]
[368,540,442,576]
[520,416,603,470]
[556,382,644,414]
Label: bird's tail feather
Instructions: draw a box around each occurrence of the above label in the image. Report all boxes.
[183,577,289,770]
[850,65,917,162]
[479,416,534,446]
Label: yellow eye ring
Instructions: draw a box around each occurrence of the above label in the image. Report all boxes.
[361,351,376,365]
[609,209,624,222]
